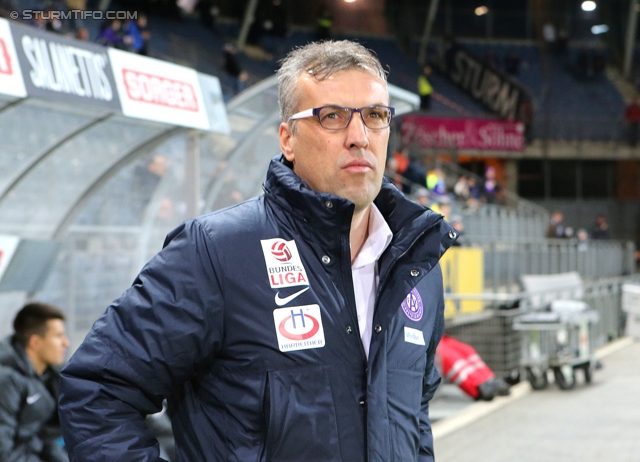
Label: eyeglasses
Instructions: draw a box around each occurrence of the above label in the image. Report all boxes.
[289,105,395,130]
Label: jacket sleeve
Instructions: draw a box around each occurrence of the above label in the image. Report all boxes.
[59,219,225,461]
[418,274,446,462]
[0,368,43,462]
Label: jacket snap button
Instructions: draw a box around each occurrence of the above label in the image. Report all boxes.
[322,255,331,264]
[359,399,366,406]
[410,269,419,277]
[448,230,456,239]
[374,325,382,333]
[346,326,353,334]
[325,201,333,208]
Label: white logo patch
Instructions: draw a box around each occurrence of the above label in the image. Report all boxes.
[26,393,41,405]
[261,238,309,288]
[275,287,309,306]
[273,304,325,352]
[404,326,425,346]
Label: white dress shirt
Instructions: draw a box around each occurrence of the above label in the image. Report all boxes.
[351,204,393,358]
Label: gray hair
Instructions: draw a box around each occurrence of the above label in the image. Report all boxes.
[277,40,388,130]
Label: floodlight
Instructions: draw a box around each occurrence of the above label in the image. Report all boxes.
[581,1,596,12]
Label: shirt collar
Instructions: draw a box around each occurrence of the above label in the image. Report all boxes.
[352,203,393,269]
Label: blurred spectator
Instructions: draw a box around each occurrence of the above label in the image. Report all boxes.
[453,175,470,202]
[417,65,433,111]
[546,210,568,238]
[625,96,640,147]
[43,7,66,34]
[28,10,49,30]
[426,168,447,200]
[387,148,410,192]
[437,335,510,401]
[315,4,332,41]
[465,176,481,209]
[576,228,589,252]
[504,52,520,75]
[223,43,249,95]
[137,14,151,56]
[96,19,132,49]
[123,18,144,53]
[0,303,70,462]
[519,99,534,144]
[449,215,466,247]
[414,188,429,207]
[75,26,90,41]
[481,166,501,204]
[387,147,426,194]
[591,214,611,240]
[542,22,556,52]
[430,197,451,221]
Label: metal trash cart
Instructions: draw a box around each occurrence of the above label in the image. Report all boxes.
[513,300,599,390]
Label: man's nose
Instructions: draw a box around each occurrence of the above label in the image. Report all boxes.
[345,112,369,149]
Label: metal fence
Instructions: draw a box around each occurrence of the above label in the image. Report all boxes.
[444,275,638,381]
[467,237,636,292]
[461,204,548,241]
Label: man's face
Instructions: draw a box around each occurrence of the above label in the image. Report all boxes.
[33,319,69,367]
[279,69,390,213]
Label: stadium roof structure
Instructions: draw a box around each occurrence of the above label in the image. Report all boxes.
[0,18,419,346]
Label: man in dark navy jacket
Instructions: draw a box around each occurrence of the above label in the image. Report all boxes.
[59,40,457,461]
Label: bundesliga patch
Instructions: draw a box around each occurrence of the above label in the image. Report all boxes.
[273,304,325,352]
[261,238,309,288]
[401,288,423,321]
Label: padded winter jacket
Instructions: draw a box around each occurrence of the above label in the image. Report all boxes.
[0,337,68,462]
[59,155,457,461]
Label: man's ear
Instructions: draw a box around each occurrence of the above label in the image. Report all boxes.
[26,333,42,352]
[279,122,295,162]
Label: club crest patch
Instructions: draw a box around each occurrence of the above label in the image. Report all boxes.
[261,238,309,288]
[401,288,423,321]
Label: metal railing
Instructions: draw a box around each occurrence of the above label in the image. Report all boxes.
[468,237,636,292]
[443,275,639,380]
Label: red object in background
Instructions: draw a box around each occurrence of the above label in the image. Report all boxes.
[436,334,494,399]
[625,103,640,123]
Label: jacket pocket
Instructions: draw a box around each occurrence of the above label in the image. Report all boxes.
[387,369,423,462]
[265,366,341,462]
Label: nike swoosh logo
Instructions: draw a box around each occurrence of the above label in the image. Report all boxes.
[26,394,41,405]
[275,287,309,306]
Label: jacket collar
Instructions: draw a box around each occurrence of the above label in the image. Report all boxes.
[0,335,36,377]
[262,155,456,263]
[0,335,58,380]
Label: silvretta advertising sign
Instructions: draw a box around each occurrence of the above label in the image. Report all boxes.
[9,21,121,110]
[402,115,525,152]
[0,18,27,98]
[108,47,210,130]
